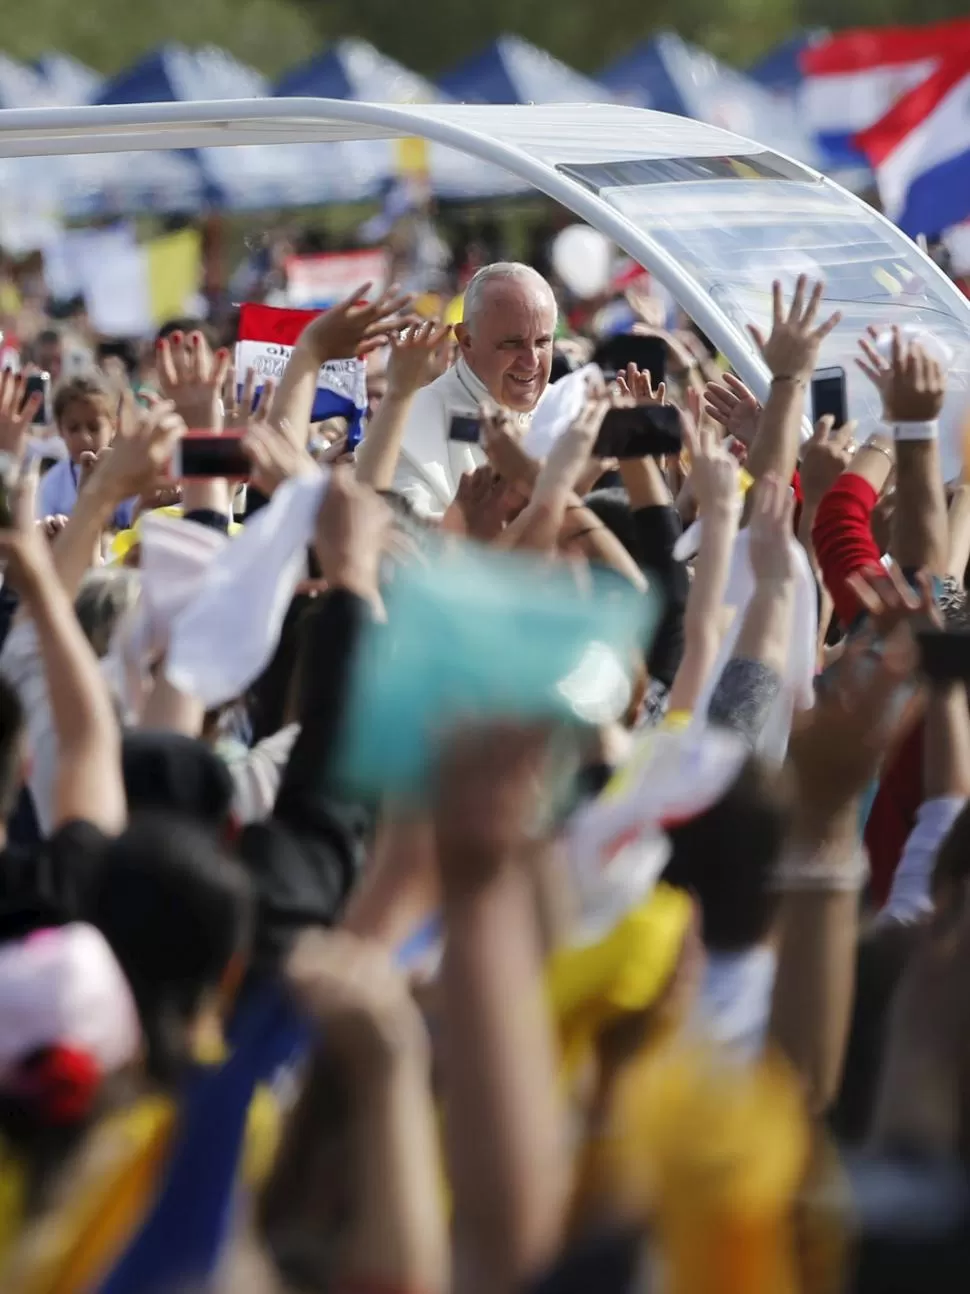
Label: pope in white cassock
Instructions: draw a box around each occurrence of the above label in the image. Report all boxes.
[390,262,557,518]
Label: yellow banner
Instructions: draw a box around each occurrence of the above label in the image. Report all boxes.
[146,229,202,326]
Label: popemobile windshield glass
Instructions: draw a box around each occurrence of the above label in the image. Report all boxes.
[559,151,970,478]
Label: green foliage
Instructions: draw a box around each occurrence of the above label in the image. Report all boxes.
[0,0,321,78]
[2,0,970,81]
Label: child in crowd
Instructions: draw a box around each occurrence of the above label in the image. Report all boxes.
[35,375,135,528]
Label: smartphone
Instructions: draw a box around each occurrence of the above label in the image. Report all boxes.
[24,372,51,426]
[448,415,481,444]
[592,334,666,386]
[811,366,847,429]
[917,629,970,685]
[0,453,17,527]
[171,434,250,481]
[593,404,682,459]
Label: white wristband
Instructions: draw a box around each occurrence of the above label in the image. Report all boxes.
[771,846,870,894]
[891,420,939,442]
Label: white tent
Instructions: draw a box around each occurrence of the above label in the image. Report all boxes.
[0,98,966,470]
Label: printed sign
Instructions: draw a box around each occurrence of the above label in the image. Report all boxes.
[285,249,390,309]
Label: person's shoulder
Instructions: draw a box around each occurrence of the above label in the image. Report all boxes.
[0,820,109,930]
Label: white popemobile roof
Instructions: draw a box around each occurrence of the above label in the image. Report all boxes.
[1,98,967,470]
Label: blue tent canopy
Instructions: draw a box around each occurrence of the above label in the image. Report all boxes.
[275,38,441,104]
[95,45,363,210]
[438,34,613,105]
[748,31,826,97]
[90,45,217,212]
[276,39,523,200]
[599,39,687,113]
[599,34,822,168]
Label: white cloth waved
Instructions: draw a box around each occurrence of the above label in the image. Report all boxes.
[103,512,229,723]
[166,470,328,709]
[523,363,601,459]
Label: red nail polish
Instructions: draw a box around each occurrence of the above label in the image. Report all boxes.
[171,331,183,344]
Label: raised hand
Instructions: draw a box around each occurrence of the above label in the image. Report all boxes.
[615,362,666,406]
[243,421,319,497]
[297,282,417,363]
[534,385,610,502]
[287,928,426,1069]
[747,472,797,584]
[703,373,762,447]
[856,326,946,423]
[682,414,740,519]
[0,460,45,589]
[386,320,453,397]
[480,405,540,491]
[86,395,186,504]
[845,564,940,640]
[0,370,44,462]
[788,622,920,816]
[799,415,858,510]
[748,276,842,382]
[222,364,276,432]
[156,329,232,433]
[442,464,522,542]
[313,464,391,602]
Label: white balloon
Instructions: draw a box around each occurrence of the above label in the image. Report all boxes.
[551,225,613,299]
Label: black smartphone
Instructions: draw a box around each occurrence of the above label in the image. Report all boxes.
[593,404,682,459]
[172,435,250,480]
[592,334,666,386]
[0,453,16,527]
[448,415,481,444]
[24,372,51,425]
[917,629,970,685]
[811,366,847,429]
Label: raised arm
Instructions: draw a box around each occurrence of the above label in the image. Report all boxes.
[499,392,607,554]
[707,473,796,746]
[743,276,841,491]
[355,320,452,491]
[267,929,446,1294]
[435,725,569,1294]
[771,622,921,1115]
[268,283,415,450]
[49,396,186,601]
[0,467,125,835]
[856,326,949,577]
[665,418,741,714]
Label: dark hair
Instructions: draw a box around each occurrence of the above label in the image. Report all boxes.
[84,814,253,1086]
[35,327,62,349]
[0,676,24,820]
[52,374,113,426]
[662,756,791,952]
[156,317,214,347]
[583,487,689,690]
[96,338,138,376]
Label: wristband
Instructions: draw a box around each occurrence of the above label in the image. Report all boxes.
[771,374,807,387]
[771,846,870,894]
[891,420,938,442]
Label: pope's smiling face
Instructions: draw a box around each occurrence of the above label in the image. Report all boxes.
[456,277,556,414]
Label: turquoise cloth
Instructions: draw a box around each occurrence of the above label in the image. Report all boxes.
[336,544,658,800]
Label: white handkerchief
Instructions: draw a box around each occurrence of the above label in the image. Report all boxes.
[103,514,229,722]
[166,471,329,708]
[524,364,602,459]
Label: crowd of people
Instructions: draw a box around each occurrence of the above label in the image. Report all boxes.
[1,238,970,1294]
